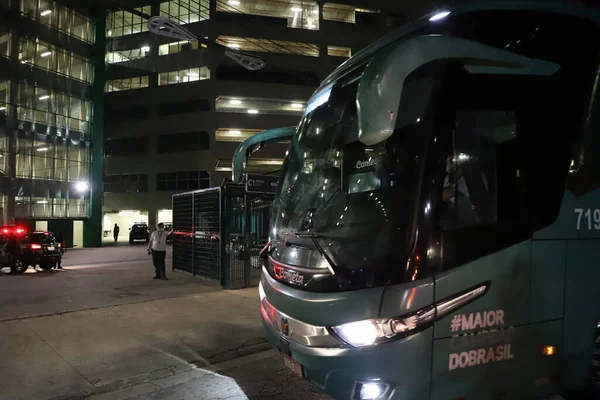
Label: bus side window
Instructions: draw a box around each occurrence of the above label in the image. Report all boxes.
[440,109,521,230]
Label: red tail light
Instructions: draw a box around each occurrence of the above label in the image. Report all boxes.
[30,244,42,250]
[15,228,25,234]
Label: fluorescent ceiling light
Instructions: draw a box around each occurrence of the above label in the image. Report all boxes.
[228,43,240,49]
[37,200,49,204]
[429,11,450,21]
[40,51,52,57]
[40,10,51,16]
[141,46,150,52]
[187,72,199,77]
[0,107,5,111]
[38,95,50,100]
[228,0,240,4]
[108,30,112,36]
[291,103,303,109]
[36,147,49,152]
[229,99,242,105]
[247,109,259,114]
[229,130,242,135]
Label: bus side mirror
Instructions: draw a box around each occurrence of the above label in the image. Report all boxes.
[356,35,559,146]
[232,126,296,183]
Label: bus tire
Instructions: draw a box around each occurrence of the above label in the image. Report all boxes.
[589,327,600,393]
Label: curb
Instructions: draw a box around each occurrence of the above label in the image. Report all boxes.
[50,346,276,400]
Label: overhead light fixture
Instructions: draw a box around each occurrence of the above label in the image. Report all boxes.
[141,46,150,52]
[228,43,240,49]
[187,72,199,77]
[229,130,242,135]
[291,103,303,109]
[36,147,49,152]
[247,109,259,114]
[429,11,450,21]
[40,51,52,57]
[38,95,50,100]
[229,99,242,105]
[291,7,302,12]
[228,0,240,4]
[40,10,51,16]
[0,107,5,111]
[108,30,112,37]
[37,200,49,204]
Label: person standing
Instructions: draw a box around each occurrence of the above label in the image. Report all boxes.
[113,223,120,243]
[147,223,172,280]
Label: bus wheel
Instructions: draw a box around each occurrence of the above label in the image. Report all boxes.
[585,327,600,398]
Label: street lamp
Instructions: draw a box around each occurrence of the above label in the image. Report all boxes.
[75,181,89,193]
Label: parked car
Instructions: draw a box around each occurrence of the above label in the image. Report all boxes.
[129,223,149,244]
[163,223,174,243]
[0,226,62,274]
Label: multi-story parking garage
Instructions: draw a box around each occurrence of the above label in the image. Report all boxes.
[100,0,433,236]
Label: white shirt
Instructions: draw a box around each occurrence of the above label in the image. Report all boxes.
[150,230,168,251]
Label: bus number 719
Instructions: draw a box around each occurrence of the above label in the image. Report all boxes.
[574,208,600,230]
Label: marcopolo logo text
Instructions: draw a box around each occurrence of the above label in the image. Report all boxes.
[356,159,377,169]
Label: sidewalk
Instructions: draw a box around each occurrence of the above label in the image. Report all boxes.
[0,288,264,400]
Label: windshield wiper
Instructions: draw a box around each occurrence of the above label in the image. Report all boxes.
[287,232,340,276]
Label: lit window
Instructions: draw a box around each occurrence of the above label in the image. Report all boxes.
[160,0,210,24]
[216,96,306,116]
[105,48,146,63]
[216,0,319,30]
[105,76,149,92]
[323,3,378,24]
[215,158,284,173]
[106,6,152,38]
[21,1,93,43]
[216,36,319,57]
[215,128,264,142]
[158,67,211,85]
[158,40,201,56]
[215,128,292,143]
[327,45,352,58]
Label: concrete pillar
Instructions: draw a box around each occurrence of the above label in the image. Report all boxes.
[83,5,106,247]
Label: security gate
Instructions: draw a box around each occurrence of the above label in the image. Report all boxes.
[172,177,276,289]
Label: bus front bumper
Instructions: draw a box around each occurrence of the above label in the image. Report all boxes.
[260,285,432,400]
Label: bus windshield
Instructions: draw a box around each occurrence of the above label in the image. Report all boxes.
[271,68,428,278]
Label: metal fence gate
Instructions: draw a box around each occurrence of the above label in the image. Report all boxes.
[172,187,221,281]
[172,180,275,289]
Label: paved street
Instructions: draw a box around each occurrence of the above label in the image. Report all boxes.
[0,246,331,400]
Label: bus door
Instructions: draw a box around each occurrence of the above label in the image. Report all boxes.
[427,61,570,399]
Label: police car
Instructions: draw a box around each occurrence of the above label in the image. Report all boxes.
[0,226,63,274]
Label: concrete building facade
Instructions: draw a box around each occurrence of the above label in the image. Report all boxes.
[101,0,432,232]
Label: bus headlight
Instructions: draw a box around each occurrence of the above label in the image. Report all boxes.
[330,283,490,348]
[330,306,435,347]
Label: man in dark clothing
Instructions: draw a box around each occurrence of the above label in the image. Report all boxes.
[113,224,120,243]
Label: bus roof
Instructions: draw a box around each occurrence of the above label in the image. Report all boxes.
[320,0,600,90]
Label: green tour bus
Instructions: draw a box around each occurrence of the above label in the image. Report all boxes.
[233,1,600,399]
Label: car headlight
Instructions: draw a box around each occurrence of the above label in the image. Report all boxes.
[331,283,489,347]
[331,306,435,347]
